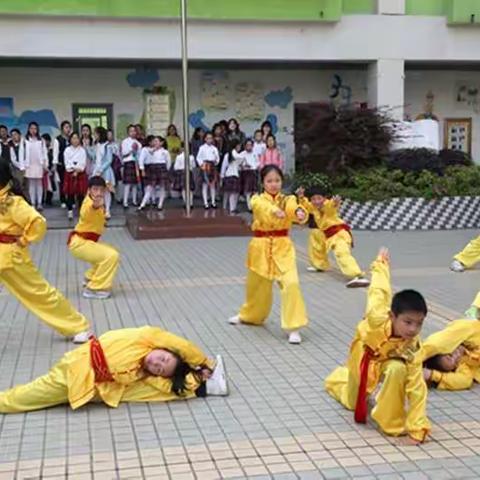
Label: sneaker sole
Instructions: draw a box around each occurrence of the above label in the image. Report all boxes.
[215,355,229,396]
[346,282,370,289]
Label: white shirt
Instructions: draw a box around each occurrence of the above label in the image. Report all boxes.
[241,150,259,170]
[138,147,153,170]
[221,150,243,178]
[196,143,220,167]
[64,146,87,172]
[253,141,266,158]
[174,153,195,171]
[149,148,171,170]
[9,143,24,170]
[121,137,142,163]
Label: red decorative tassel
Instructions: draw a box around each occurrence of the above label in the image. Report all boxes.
[354,348,373,424]
[90,337,114,383]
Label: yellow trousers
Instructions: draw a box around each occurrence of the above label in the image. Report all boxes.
[308,229,362,278]
[0,360,199,413]
[325,360,409,437]
[239,269,308,331]
[0,251,89,337]
[69,236,120,291]
[473,292,480,308]
[455,236,480,269]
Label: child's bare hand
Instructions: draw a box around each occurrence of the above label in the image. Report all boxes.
[377,247,390,264]
[295,187,305,199]
[275,209,286,219]
[200,368,212,381]
[333,195,342,207]
[423,368,432,382]
[295,208,306,222]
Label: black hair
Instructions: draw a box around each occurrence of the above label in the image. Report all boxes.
[80,123,92,134]
[245,138,254,146]
[391,289,428,316]
[80,124,93,145]
[192,127,205,140]
[212,123,222,134]
[260,164,284,183]
[306,185,332,198]
[424,355,446,372]
[156,135,166,147]
[60,120,72,129]
[95,126,108,144]
[0,124,7,131]
[10,128,20,136]
[25,121,40,140]
[204,131,214,139]
[167,124,178,136]
[254,129,262,136]
[228,118,240,132]
[69,131,80,142]
[127,124,136,133]
[41,133,52,143]
[145,134,155,146]
[88,176,107,188]
[261,120,272,133]
[0,160,28,201]
[228,139,241,162]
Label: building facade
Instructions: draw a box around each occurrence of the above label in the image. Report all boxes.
[1,0,480,172]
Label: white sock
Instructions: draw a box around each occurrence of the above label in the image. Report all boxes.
[246,193,252,210]
[140,185,153,208]
[210,185,216,205]
[202,183,209,206]
[223,194,229,209]
[131,185,138,205]
[157,186,166,208]
[104,191,111,214]
[123,185,130,206]
[230,193,238,212]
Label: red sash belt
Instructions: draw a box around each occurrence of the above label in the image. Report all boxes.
[67,231,101,246]
[354,347,374,423]
[0,233,18,244]
[324,223,354,246]
[253,229,289,238]
[90,337,114,383]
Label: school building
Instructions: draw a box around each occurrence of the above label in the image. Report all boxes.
[1,0,480,172]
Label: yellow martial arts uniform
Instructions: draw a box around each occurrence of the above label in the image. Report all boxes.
[69,195,120,291]
[423,319,480,391]
[0,184,89,337]
[324,258,430,441]
[454,235,480,269]
[238,192,308,331]
[0,326,215,413]
[301,198,362,278]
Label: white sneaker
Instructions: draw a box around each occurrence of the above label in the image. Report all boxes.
[307,266,323,272]
[346,276,370,288]
[206,355,229,396]
[72,330,93,344]
[68,210,74,220]
[83,288,111,300]
[228,315,241,325]
[105,212,111,220]
[61,203,67,209]
[288,330,302,344]
[450,260,465,273]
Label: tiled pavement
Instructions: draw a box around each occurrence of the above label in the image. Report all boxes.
[1,225,480,479]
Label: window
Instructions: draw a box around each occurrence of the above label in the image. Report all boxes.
[72,103,113,132]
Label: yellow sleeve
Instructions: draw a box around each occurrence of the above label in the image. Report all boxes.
[432,363,474,391]
[14,197,47,245]
[322,199,338,217]
[423,320,480,360]
[298,197,314,214]
[146,327,215,370]
[405,358,431,442]
[79,195,96,220]
[251,194,278,218]
[285,195,307,224]
[364,259,392,330]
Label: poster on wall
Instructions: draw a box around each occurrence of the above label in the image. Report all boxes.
[455,82,479,113]
[201,72,230,110]
[144,93,170,135]
[234,82,264,121]
[444,118,472,154]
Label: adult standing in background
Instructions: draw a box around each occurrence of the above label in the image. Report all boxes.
[0,125,11,163]
[80,124,95,177]
[190,127,205,198]
[166,124,182,165]
[53,120,72,208]
[226,118,246,150]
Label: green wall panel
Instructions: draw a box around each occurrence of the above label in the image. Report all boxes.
[342,0,376,14]
[447,0,480,24]
[0,0,342,21]
[405,0,447,16]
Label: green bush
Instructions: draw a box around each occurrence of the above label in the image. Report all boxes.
[292,165,480,202]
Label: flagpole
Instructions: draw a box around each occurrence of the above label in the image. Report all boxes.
[180,0,191,216]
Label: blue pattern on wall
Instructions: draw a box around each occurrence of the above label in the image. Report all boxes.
[188,109,209,131]
[264,87,293,109]
[127,67,160,88]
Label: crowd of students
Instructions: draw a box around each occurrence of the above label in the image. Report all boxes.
[0,117,285,218]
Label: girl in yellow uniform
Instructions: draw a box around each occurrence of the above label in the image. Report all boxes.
[325,248,431,444]
[228,165,309,344]
[68,176,120,300]
[297,186,369,288]
[0,326,228,413]
[0,160,91,343]
[423,319,480,391]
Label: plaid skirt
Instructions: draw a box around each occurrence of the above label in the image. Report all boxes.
[123,161,138,185]
[201,161,218,185]
[172,170,194,191]
[63,171,88,196]
[241,170,257,193]
[222,175,241,193]
[145,164,170,187]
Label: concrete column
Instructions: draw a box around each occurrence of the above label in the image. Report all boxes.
[367,58,405,120]
[377,0,405,15]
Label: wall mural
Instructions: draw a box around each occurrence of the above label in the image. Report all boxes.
[456,83,480,113]
[126,67,160,89]
[0,97,59,135]
[329,74,352,105]
[188,109,209,131]
[416,90,439,121]
[201,72,230,110]
[234,82,264,121]
[264,87,293,109]
[265,113,279,135]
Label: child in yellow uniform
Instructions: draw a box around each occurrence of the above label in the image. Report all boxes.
[228,165,309,345]
[0,160,91,343]
[297,186,369,288]
[325,248,430,444]
[451,235,480,273]
[68,176,120,300]
[423,319,480,391]
[0,326,228,413]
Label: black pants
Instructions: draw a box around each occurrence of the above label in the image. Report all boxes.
[57,164,66,204]
[66,194,84,212]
